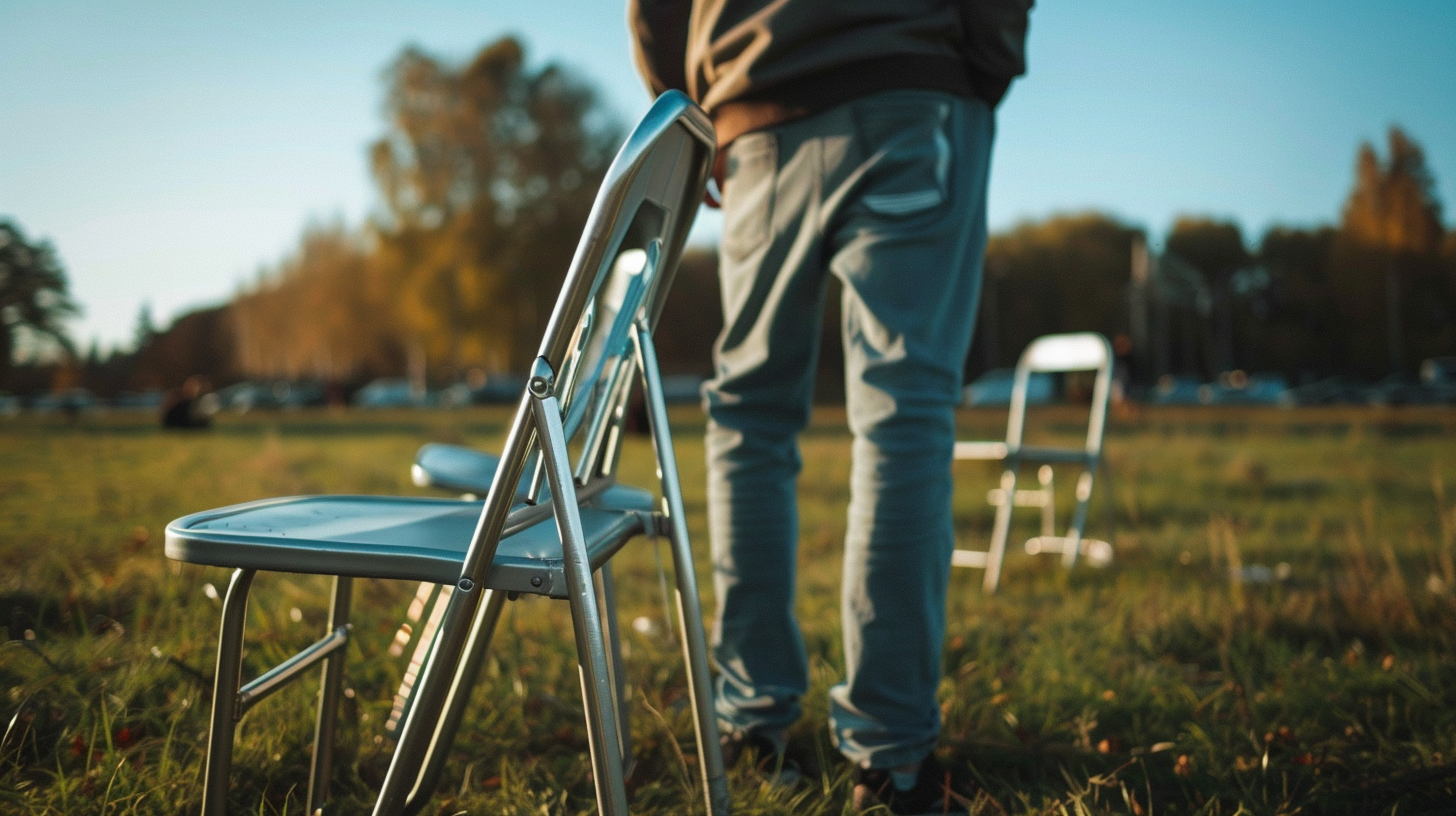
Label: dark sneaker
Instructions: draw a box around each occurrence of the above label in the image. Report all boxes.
[851,754,972,815]
[720,730,804,786]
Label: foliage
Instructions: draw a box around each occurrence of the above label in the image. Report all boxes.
[1250,226,1341,374]
[969,130,1450,384]
[231,224,395,382]
[0,219,78,386]
[1341,128,1444,256]
[6,406,1456,814]
[369,37,621,374]
[1321,127,1451,377]
[1166,218,1250,281]
[979,213,1143,371]
[223,37,621,387]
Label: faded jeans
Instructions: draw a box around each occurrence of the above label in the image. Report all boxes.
[705,89,994,769]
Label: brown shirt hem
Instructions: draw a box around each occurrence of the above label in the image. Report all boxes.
[709,54,977,147]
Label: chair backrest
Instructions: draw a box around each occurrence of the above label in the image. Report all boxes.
[459,91,715,585]
[550,93,716,482]
[1006,332,1114,456]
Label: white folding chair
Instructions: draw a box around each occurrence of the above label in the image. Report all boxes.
[164,91,727,816]
[951,332,1115,592]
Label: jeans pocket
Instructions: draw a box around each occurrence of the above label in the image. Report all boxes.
[722,132,777,260]
[855,99,951,217]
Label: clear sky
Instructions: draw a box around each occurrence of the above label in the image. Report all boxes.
[2,1,1453,351]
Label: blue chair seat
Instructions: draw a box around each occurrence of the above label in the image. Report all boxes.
[412,443,505,495]
[165,484,655,599]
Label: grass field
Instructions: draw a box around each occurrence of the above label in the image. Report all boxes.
[4,405,1456,815]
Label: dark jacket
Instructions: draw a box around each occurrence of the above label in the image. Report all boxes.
[629,0,1031,146]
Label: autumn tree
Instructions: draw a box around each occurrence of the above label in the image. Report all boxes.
[1334,127,1448,375]
[369,37,621,374]
[0,219,78,388]
[231,223,395,381]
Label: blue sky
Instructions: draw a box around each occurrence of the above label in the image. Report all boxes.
[2,1,1453,350]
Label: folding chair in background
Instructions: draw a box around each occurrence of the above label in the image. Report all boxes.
[164,90,728,816]
[951,332,1115,593]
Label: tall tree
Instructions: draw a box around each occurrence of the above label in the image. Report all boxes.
[1342,128,1444,255]
[231,223,395,381]
[0,219,79,387]
[369,37,621,373]
[1334,127,1447,375]
[132,303,156,351]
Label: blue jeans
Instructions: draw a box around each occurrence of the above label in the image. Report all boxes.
[705,89,994,769]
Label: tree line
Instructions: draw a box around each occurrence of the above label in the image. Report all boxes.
[2,37,1452,400]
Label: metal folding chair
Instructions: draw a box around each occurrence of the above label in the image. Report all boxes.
[163,91,727,816]
[950,332,1114,593]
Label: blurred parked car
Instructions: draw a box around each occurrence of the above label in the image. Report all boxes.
[1150,375,1204,405]
[436,382,477,409]
[110,390,165,410]
[659,374,706,404]
[1420,357,1456,387]
[29,388,98,414]
[1363,372,1456,406]
[1283,376,1370,406]
[353,378,425,409]
[1201,371,1289,405]
[962,368,1053,407]
[214,381,326,412]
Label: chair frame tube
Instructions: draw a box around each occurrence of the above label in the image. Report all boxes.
[183,93,717,816]
[532,388,632,816]
[389,325,729,816]
[201,569,353,816]
[203,568,254,816]
[308,575,353,813]
[399,588,508,816]
[372,392,540,816]
[595,563,635,778]
[634,319,731,815]
[954,332,1115,592]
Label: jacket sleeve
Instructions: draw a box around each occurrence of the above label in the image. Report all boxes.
[628,0,692,97]
[952,0,1032,107]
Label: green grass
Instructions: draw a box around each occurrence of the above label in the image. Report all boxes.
[4,405,1456,814]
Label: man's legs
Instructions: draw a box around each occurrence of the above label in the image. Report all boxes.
[705,125,829,739]
[826,92,994,770]
[706,91,995,768]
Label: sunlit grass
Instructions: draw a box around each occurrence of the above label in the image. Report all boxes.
[3,405,1456,814]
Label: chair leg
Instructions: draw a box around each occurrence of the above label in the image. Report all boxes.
[665,520,731,815]
[307,575,352,815]
[532,394,631,816]
[372,584,488,816]
[376,395,541,816]
[983,469,1017,593]
[401,588,508,816]
[595,564,634,777]
[385,584,453,741]
[1063,471,1095,568]
[1101,458,1116,554]
[633,321,730,816]
[1038,465,1056,539]
[203,568,255,816]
